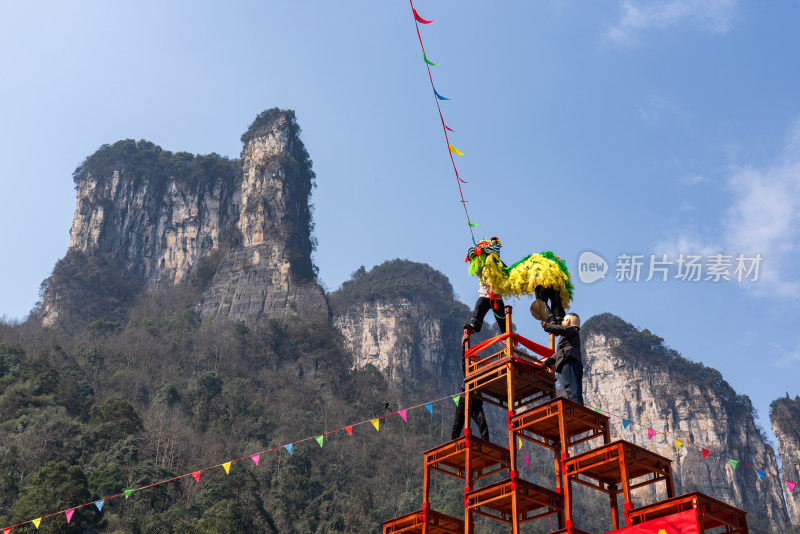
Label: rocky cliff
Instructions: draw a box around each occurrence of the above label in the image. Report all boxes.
[330,260,471,392]
[582,313,789,533]
[40,108,327,327]
[771,395,800,526]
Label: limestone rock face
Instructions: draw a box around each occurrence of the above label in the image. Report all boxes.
[40,109,327,327]
[770,396,800,525]
[581,314,789,533]
[330,260,469,391]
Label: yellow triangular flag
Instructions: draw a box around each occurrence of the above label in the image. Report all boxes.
[448,143,464,156]
[675,439,683,451]
[222,462,231,474]
[32,518,42,529]
[371,418,380,431]
[518,437,523,450]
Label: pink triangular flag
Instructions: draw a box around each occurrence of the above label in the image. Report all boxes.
[702,448,710,459]
[525,450,529,466]
[192,471,201,482]
[647,428,656,440]
[345,426,353,436]
[398,409,407,422]
[250,454,260,466]
[787,480,796,493]
[65,509,74,524]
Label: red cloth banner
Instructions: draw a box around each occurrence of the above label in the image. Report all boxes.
[606,509,700,533]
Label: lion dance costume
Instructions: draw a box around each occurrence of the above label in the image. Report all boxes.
[465,237,574,325]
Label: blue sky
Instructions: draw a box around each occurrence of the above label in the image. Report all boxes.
[1,1,798,439]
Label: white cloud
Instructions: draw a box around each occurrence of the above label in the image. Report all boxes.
[637,95,689,124]
[722,122,800,298]
[658,119,800,300]
[607,0,738,44]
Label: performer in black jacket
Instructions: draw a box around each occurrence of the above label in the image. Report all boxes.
[541,313,583,405]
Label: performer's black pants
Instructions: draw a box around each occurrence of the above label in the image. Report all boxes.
[559,361,584,406]
[535,285,565,323]
[469,297,507,333]
[450,397,490,440]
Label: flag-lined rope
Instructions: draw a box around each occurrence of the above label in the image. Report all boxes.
[3,392,797,531]
[0,393,457,533]
[408,0,478,242]
[587,403,799,496]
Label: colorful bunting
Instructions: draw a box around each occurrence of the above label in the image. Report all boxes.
[124,489,134,499]
[192,471,201,482]
[345,426,353,436]
[413,8,432,24]
[398,409,408,422]
[371,418,380,431]
[675,439,683,451]
[702,448,710,459]
[222,462,231,474]
[433,87,449,101]
[65,509,74,524]
[729,460,739,470]
[423,53,437,66]
[425,403,433,414]
[315,435,324,447]
[452,394,460,406]
[756,469,765,481]
[95,500,104,511]
[647,428,657,440]
[787,481,796,493]
[284,444,293,455]
[250,454,260,466]
[448,144,464,156]
[32,518,41,529]
[622,419,630,429]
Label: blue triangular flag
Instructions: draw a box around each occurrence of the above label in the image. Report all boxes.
[622,419,630,429]
[95,500,105,511]
[433,87,450,101]
[425,403,433,414]
[757,469,765,481]
[284,443,293,455]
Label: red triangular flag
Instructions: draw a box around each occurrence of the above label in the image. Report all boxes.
[345,426,353,436]
[65,509,74,524]
[413,8,433,24]
[3,527,11,533]
[445,124,455,132]
[250,454,260,466]
[192,471,201,482]
[647,428,656,440]
[788,480,796,493]
[702,448,710,459]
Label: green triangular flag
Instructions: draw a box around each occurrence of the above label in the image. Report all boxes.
[315,435,324,447]
[124,489,134,499]
[423,52,437,66]
[468,221,478,227]
[729,459,739,470]
[452,394,460,407]
[594,407,602,413]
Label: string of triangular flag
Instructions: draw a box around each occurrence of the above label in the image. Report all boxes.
[590,404,798,495]
[0,393,452,533]
[408,0,478,243]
